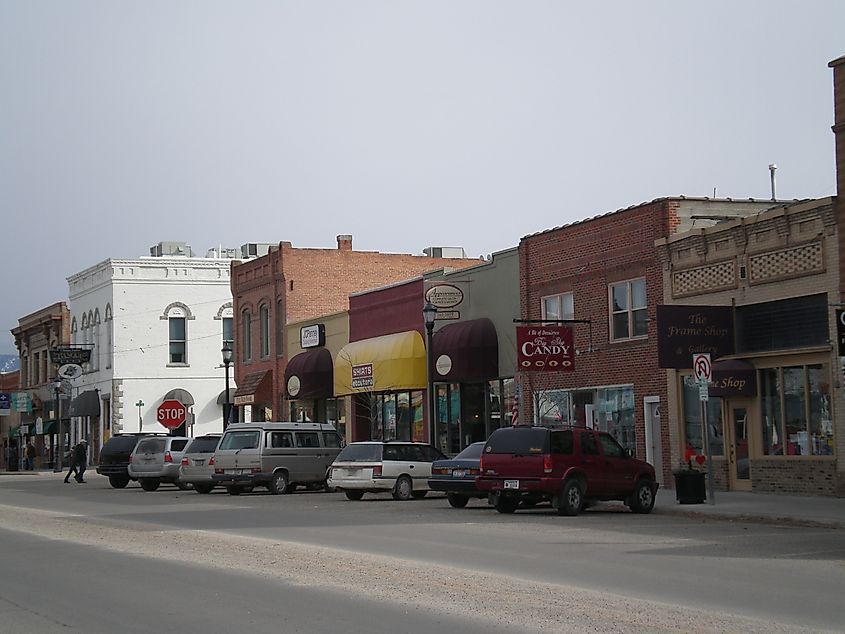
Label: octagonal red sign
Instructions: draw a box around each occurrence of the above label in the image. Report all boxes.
[157,399,187,429]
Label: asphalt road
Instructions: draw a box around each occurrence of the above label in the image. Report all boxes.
[1,474,843,633]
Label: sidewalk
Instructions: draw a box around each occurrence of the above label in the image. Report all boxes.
[655,487,845,529]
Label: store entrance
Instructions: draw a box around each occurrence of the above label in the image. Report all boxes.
[727,400,752,491]
[460,383,486,446]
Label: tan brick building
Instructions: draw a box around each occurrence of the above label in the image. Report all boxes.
[230,236,481,421]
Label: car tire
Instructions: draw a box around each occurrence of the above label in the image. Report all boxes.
[226,486,242,496]
[495,495,519,514]
[140,479,160,492]
[193,483,214,494]
[392,475,413,501]
[344,490,365,501]
[447,493,470,508]
[269,471,289,495]
[554,479,583,516]
[629,478,656,514]
[108,475,130,489]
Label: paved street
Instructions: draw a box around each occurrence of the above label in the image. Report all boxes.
[1,473,843,633]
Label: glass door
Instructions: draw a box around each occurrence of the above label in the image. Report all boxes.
[727,400,752,491]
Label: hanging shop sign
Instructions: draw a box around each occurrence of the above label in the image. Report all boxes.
[837,309,845,357]
[425,284,464,309]
[516,325,574,371]
[49,347,91,366]
[351,363,374,389]
[300,324,326,349]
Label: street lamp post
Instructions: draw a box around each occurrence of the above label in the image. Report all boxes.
[422,301,438,448]
[136,400,144,432]
[51,378,62,473]
[222,344,233,430]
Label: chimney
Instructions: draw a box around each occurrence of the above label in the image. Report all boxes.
[829,55,845,300]
[337,234,353,251]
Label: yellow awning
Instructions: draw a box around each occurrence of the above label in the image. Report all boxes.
[334,331,427,395]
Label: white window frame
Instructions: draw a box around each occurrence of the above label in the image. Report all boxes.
[609,278,648,342]
[169,316,187,365]
[541,292,574,323]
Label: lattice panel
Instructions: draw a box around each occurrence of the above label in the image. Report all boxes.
[672,261,736,297]
[749,242,823,282]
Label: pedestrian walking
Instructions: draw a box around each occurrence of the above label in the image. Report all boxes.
[25,441,36,470]
[73,440,88,483]
[64,443,78,483]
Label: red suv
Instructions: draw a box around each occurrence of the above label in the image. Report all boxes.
[476,426,658,516]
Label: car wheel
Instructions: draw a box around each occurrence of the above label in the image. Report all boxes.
[269,471,289,495]
[495,495,519,514]
[411,490,427,500]
[108,476,130,489]
[629,478,656,514]
[140,479,160,492]
[226,486,242,496]
[193,483,214,494]
[392,475,413,501]
[554,479,583,516]
[344,490,365,501]
[447,493,469,508]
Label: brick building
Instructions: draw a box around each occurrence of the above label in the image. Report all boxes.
[231,235,481,421]
[1,370,21,469]
[519,198,777,486]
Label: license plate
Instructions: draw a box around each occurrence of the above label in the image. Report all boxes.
[452,469,466,478]
[227,469,243,475]
[193,459,205,466]
[504,480,520,489]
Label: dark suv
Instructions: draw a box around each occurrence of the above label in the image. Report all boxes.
[476,426,658,516]
[97,433,168,488]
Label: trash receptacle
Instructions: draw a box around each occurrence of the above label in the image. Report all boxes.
[673,470,706,504]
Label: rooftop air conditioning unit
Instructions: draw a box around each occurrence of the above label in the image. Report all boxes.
[423,246,467,259]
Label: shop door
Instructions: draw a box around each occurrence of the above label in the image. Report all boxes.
[727,400,752,491]
[460,383,486,448]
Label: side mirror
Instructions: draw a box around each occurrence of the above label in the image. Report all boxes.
[624,448,634,458]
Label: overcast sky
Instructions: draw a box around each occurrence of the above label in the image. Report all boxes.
[2,1,844,355]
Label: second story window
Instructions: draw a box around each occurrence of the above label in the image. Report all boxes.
[542,293,574,323]
[169,317,186,364]
[223,316,234,350]
[610,278,647,341]
[260,305,270,358]
[242,310,252,362]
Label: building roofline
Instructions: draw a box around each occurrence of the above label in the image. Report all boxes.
[829,55,845,68]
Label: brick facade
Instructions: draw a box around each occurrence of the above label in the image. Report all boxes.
[231,235,481,419]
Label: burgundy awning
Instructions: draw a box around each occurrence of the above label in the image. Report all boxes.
[432,318,499,382]
[284,348,334,399]
[234,370,273,406]
[709,359,757,397]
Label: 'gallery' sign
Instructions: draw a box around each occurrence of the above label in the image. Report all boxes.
[656,305,734,369]
[516,326,574,371]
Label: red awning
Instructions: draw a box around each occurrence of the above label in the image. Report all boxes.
[233,370,273,406]
[284,349,334,399]
[432,318,499,382]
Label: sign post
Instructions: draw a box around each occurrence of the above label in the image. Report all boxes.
[693,353,715,505]
[156,399,187,430]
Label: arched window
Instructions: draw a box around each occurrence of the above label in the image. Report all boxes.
[260,304,270,358]
[160,302,194,365]
[105,304,113,369]
[242,309,252,362]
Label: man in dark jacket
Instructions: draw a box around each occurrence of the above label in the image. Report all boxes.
[73,440,88,483]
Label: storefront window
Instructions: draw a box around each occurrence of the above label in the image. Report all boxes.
[326,398,346,442]
[783,367,806,455]
[411,392,424,442]
[595,386,636,451]
[396,392,410,441]
[366,392,421,442]
[436,384,449,454]
[682,376,724,456]
[537,389,571,426]
[760,368,783,456]
[809,364,833,455]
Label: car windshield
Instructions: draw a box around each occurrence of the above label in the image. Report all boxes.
[218,431,260,450]
[185,437,221,453]
[335,444,382,462]
[455,443,484,460]
[485,428,549,455]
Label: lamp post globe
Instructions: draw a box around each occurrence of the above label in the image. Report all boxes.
[422,301,437,448]
[221,345,233,429]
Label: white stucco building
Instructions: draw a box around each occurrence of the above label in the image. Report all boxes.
[66,241,260,452]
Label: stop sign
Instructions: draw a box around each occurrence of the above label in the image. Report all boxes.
[157,399,187,429]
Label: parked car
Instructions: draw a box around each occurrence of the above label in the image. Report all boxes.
[328,441,446,501]
[128,436,191,491]
[211,422,343,495]
[179,434,222,494]
[97,433,168,489]
[476,426,658,516]
[428,441,486,508]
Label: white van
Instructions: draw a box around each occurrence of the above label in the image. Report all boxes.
[211,422,343,495]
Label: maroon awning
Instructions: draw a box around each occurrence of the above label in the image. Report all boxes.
[432,318,499,382]
[709,359,757,397]
[234,370,273,406]
[284,348,334,399]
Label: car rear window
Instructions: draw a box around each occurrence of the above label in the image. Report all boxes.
[102,436,143,454]
[136,439,166,453]
[322,432,342,448]
[484,428,549,455]
[335,444,382,462]
[170,439,189,452]
[219,431,260,450]
[185,437,220,453]
[455,443,484,460]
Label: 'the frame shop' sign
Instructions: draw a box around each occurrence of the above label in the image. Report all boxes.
[656,305,734,369]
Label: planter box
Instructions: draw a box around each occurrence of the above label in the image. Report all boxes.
[673,470,706,504]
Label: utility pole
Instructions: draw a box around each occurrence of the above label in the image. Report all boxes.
[136,400,144,433]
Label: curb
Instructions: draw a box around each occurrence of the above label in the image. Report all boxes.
[655,506,845,530]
